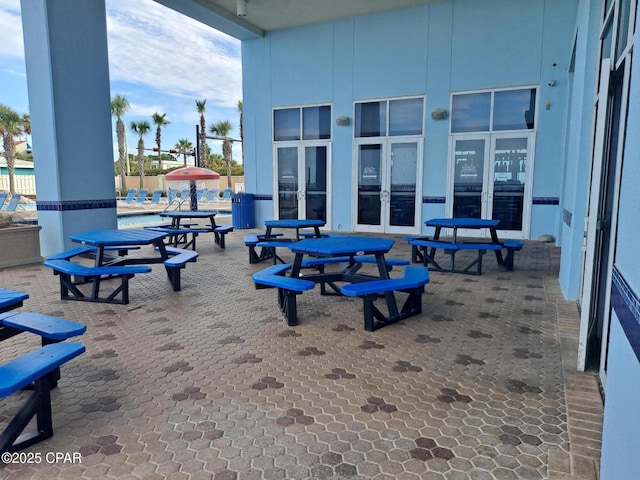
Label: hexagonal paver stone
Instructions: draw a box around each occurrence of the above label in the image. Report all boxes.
[415,437,437,449]
[410,448,433,461]
[321,452,343,465]
[335,463,357,477]
[432,447,455,460]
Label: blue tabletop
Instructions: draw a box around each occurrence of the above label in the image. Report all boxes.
[160,211,217,219]
[290,236,394,255]
[0,288,29,311]
[69,229,167,246]
[265,219,324,229]
[426,218,500,228]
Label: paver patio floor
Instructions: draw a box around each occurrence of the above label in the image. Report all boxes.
[0,225,602,479]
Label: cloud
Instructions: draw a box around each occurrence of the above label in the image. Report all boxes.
[105,0,242,110]
[0,0,242,109]
[0,0,24,58]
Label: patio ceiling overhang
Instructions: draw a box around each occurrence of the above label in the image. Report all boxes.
[154,0,441,40]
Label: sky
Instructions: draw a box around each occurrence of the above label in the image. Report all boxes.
[0,0,243,164]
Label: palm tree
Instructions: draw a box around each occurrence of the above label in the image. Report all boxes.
[151,112,169,170]
[195,99,207,168]
[0,104,24,194]
[111,95,130,188]
[130,120,151,191]
[237,100,244,166]
[21,113,31,139]
[175,138,193,167]
[209,120,234,188]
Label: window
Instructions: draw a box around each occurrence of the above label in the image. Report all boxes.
[451,92,491,133]
[451,88,537,133]
[493,89,536,130]
[355,97,424,138]
[355,102,387,137]
[274,105,331,142]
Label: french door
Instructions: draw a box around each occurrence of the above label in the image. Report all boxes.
[275,142,330,223]
[354,138,422,234]
[448,133,534,239]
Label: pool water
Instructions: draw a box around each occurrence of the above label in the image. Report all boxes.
[117,214,164,227]
[118,212,230,228]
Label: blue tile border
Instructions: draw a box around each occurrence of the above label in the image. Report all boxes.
[532,197,559,205]
[36,199,117,211]
[611,266,640,363]
[255,195,558,206]
[562,209,572,227]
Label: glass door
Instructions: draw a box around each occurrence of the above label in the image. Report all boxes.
[448,133,532,238]
[388,140,420,233]
[355,139,421,233]
[356,142,384,231]
[273,104,332,226]
[276,143,331,222]
[304,145,328,222]
[489,134,533,236]
[452,136,488,220]
[276,146,299,219]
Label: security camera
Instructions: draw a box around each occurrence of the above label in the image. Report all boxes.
[548,80,556,87]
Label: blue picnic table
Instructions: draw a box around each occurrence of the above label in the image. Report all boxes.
[408,218,522,274]
[157,210,234,249]
[69,228,169,266]
[253,235,428,331]
[264,219,325,240]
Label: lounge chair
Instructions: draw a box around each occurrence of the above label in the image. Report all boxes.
[220,188,232,201]
[0,192,7,210]
[133,188,149,207]
[121,188,137,205]
[204,188,219,203]
[145,189,162,208]
[4,194,21,212]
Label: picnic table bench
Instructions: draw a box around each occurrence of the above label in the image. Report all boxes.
[408,239,502,275]
[0,342,85,452]
[0,288,29,314]
[244,233,284,263]
[341,266,430,331]
[252,264,315,326]
[43,259,152,305]
[163,247,199,291]
[0,311,87,389]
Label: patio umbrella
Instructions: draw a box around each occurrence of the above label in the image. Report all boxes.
[165,166,220,211]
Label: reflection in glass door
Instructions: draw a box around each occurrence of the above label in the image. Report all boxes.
[452,137,487,219]
[277,147,298,219]
[276,144,330,221]
[356,143,382,227]
[491,137,528,231]
[304,146,327,222]
[389,142,418,227]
